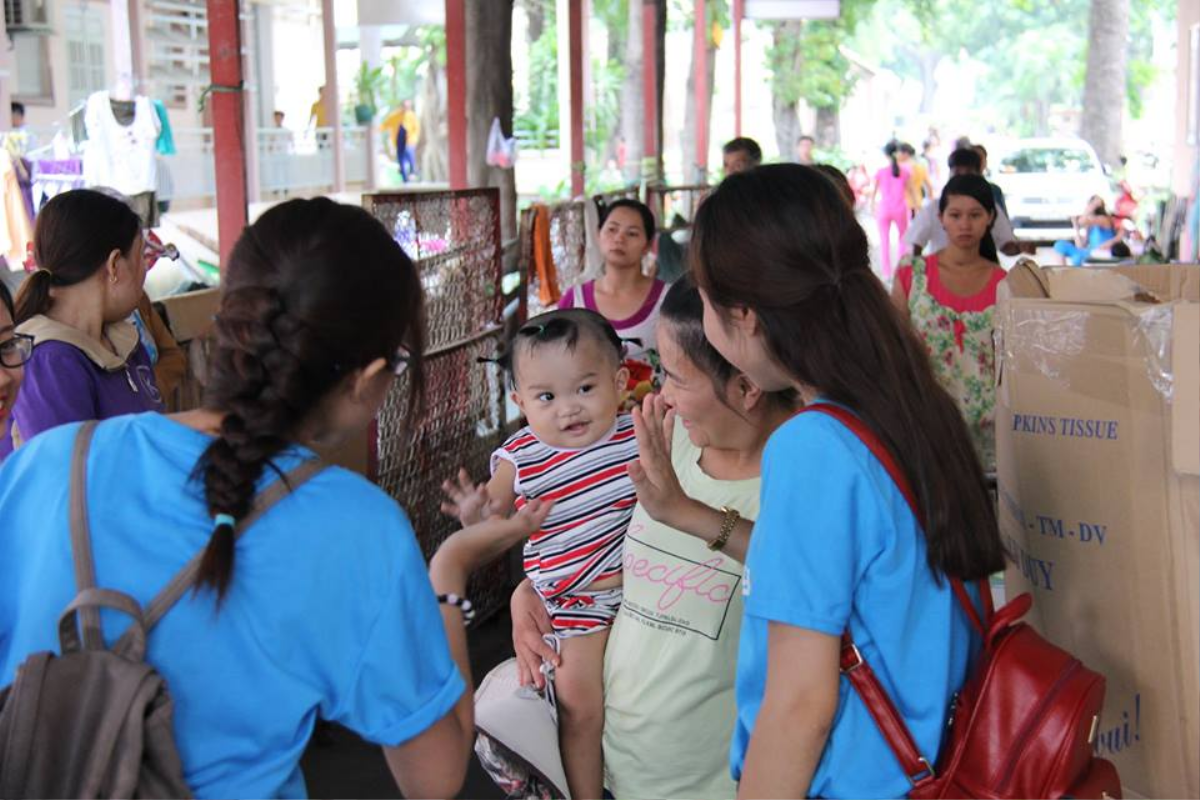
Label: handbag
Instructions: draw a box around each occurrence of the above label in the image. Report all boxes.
[801,404,1121,799]
[474,636,570,799]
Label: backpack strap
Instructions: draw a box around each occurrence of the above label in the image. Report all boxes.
[112,457,326,656]
[66,421,326,656]
[800,404,990,631]
[68,421,103,650]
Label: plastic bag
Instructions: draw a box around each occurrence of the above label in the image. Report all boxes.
[487,117,518,169]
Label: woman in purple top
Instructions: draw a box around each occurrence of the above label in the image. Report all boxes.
[0,189,161,460]
[559,199,666,399]
[872,141,913,282]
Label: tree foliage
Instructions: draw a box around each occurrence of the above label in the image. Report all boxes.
[847,0,1174,135]
[765,0,876,115]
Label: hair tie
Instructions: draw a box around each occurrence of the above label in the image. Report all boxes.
[213,513,236,529]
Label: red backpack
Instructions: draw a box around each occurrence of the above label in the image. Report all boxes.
[803,405,1122,799]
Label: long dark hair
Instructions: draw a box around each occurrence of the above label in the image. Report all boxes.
[15,189,141,324]
[194,198,426,600]
[884,140,900,178]
[939,174,1000,263]
[659,275,797,414]
[0,281,13,320]
[691,164,1004,581]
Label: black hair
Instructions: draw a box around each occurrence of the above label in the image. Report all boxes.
[0,281,13,321]
[798,135,815,144]
[15,189,142,324]
[659,275,797,414]
[690,164,1005,582]
[947,147,983,173]
[599,198,656,241]
[884,139,900,177]
[899,142,917,156]
[723,137,763,166]
[10,102,24,117]
[194,198,425,601]
[939,174,999,263]
[494,308,625,389]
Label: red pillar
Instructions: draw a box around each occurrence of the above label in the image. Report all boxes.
[642,0,658,181]
[568,0,585,197]
[692,0,708,182]
[733,0,743,137]
[206,0,248,270]
[445,0,468,190]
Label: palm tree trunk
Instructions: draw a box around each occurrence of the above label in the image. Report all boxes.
[466,0,517,240]
[1079,0,1129,168]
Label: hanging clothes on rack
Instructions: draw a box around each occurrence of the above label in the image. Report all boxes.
[31,158,86,212]
[82,91,160,225]
[0,152,34,267]
[152,99,176,156]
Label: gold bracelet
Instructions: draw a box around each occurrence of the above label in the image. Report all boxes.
[708,506,740,552]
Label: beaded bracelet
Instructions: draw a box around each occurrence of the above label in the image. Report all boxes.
[437,593,476,626]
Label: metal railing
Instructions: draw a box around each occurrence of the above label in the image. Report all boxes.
[170,126,370,201]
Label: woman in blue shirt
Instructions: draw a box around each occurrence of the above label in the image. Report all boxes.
[690,165,1006,798]
[0,198,550,799]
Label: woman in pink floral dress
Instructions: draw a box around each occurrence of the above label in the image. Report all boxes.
[891,174,1007,472]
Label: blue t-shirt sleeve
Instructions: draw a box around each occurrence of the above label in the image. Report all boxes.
[326,507,466,746]
[744,416,876,636]
[14,347,97,442]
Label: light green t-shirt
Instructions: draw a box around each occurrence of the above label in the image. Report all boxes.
[602,425,760,799]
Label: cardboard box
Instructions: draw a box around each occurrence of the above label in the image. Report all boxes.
[157,288,220,414]
[996,263,1199,798]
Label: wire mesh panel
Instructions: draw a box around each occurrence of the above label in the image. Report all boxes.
[362,189,510,617]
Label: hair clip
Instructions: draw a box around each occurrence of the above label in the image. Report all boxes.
[213,513,236,529]
[476,356,503,365]
[519,323,548,337]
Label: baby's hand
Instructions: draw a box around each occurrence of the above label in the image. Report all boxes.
[440,468,493,526]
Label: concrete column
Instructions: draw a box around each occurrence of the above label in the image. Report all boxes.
[321,0,345,193]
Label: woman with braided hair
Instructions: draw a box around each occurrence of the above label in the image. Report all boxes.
[0,197,549,798]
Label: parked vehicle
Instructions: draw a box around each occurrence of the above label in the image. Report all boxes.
[989,137,1113,242]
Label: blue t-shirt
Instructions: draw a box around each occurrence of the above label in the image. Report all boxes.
[0,414,465,799]
[730,411,978,798]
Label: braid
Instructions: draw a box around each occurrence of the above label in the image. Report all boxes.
[194,286,318,600]
[190,197,427,603]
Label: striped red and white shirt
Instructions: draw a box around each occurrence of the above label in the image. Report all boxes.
[492,415,638,604]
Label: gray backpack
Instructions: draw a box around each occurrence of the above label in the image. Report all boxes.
[0,421,323,798]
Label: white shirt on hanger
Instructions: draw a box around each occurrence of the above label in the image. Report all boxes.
[82,91,160,197]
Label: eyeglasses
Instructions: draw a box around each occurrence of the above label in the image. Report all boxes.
[387,345,412,377]
[0,333,34,368]
[143,231,180,272]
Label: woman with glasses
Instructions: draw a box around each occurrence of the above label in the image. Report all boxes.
[0,197,542,798]
[0,282,32,450]
[0,189,163,461]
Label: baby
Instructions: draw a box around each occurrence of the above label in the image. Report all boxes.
[444,309,638,800]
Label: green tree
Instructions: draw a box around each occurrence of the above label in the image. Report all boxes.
[765,0,876,152]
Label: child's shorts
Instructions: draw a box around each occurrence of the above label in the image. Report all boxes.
[539,586,623,638]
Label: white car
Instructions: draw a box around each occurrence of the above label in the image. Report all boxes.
[988,138,1113,243]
